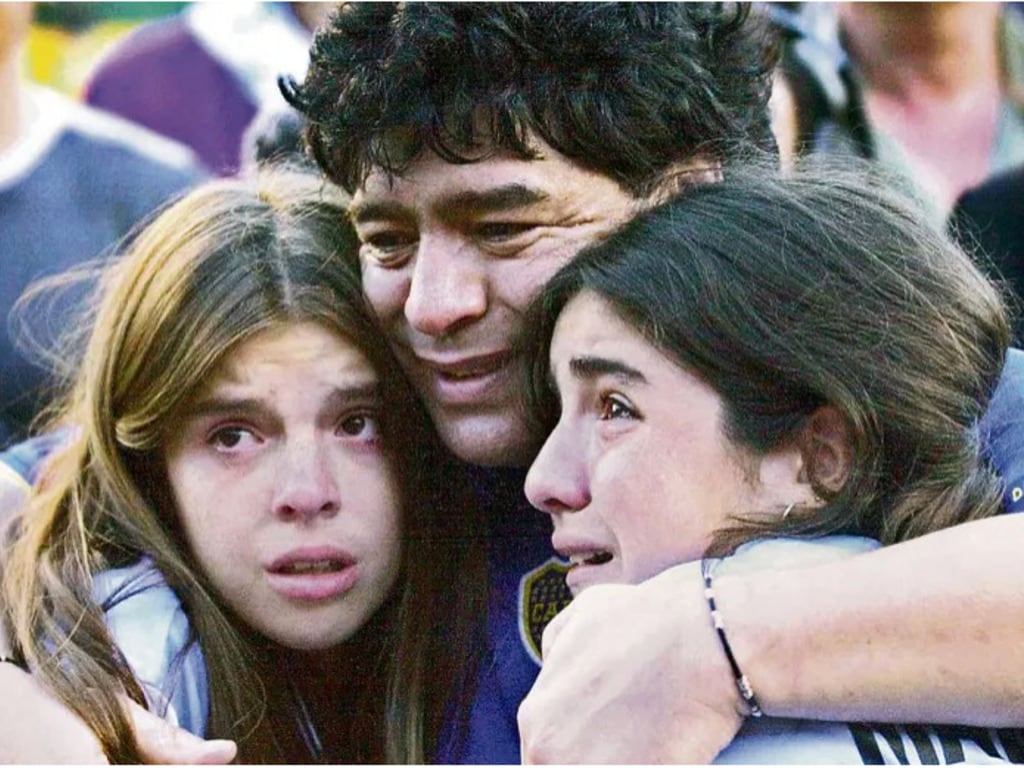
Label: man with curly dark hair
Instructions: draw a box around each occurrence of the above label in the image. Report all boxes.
[294,3,776,198]
[287,0,776,471]
[3,2,1024,764]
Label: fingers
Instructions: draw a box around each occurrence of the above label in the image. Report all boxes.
[518,566,745,763]
[0,664,108,764]
[538,582,623,662]
[126,699,237,765]
[538,597,570,661]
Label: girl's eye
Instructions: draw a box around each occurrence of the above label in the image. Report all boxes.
[338,412,381,440]
[209,426,261,453]
[599,394,637,421]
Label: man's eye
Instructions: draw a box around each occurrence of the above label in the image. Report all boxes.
[598,394,637,421]
[364,231,416,251]
[474,222,536,242]
[358,231,417,266]
[338,412,381,440]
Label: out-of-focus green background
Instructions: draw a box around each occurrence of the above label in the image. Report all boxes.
[26,2,186,95]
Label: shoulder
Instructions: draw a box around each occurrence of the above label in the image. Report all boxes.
[955,168,1024,222]
[95,560,209,736]
[48,88,202,176]
[719,536,881,576]
[87,15,200,88]
[980,349,1024,513]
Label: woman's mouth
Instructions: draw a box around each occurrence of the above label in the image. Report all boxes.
[566,550,614,569]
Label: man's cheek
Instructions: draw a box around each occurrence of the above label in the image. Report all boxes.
[361,271,409,322]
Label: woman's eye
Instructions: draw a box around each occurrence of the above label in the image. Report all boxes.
[599,394,637,421]
[338,412,381,440]
[209,426,260,453]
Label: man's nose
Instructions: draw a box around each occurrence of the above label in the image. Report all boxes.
[405,234,487,337]
[524,422,591,516]
[272,439,341,522]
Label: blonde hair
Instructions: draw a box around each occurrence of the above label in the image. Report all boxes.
[2,168,484,762]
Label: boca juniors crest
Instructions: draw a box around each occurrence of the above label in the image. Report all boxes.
[518,557,573,665]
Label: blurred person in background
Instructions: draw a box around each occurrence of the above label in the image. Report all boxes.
[775,3,1024,217]
[84,2,334,176]
[950,165,1024,341]
[0,2,205,450]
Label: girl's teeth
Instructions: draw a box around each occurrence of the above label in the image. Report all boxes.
[568,551,612,567]
[283,560,339,574]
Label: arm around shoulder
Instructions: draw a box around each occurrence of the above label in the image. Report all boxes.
[719,514,1024,725]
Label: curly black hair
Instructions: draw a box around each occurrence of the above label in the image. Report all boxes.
[283,2,779,197]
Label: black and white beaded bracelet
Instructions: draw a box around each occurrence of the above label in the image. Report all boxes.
[700,557,764,718]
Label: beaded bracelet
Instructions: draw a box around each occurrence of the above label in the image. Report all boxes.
[700,558,763,718]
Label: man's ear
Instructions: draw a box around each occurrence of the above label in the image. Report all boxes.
[647,157,723,205]
[798,405,853,493]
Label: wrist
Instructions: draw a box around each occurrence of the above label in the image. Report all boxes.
[708,567,778,716]
[659,565,748,724]
[700,558,763,718]
[710,564,815,719]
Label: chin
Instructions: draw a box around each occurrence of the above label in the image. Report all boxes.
[262,621,363,652]
[436,411,541,468]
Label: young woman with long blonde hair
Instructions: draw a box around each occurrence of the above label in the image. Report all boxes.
[1,169,485,763]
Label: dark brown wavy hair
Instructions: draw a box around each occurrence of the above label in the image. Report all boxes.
[523,161,1010,552]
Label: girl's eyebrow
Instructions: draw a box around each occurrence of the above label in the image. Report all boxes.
[321,383,382,410]
[181,396,273,421]
[184,383,382,420]
[569,355,648,385]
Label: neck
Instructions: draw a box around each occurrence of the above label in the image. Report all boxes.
[839,3,1002,98]
[0,51,23,154]
[253,621,391,764]
[257,595,395,682]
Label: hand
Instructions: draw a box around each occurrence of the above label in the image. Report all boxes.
[517,564,745,764]
[127,699,236,764]
[0,663,107,764]
[0,664,236,765]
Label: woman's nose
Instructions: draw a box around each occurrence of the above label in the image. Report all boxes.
[524,422,591,516]
[272,440,341,522]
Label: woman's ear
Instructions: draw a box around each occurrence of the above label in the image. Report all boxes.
[798,405,853,492]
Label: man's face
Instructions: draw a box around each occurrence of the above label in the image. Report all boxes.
[349,138,641,467]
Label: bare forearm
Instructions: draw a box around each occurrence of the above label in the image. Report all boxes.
[720,514,1024,725]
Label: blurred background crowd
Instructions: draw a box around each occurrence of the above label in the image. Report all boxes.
[2,1,1024,450]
